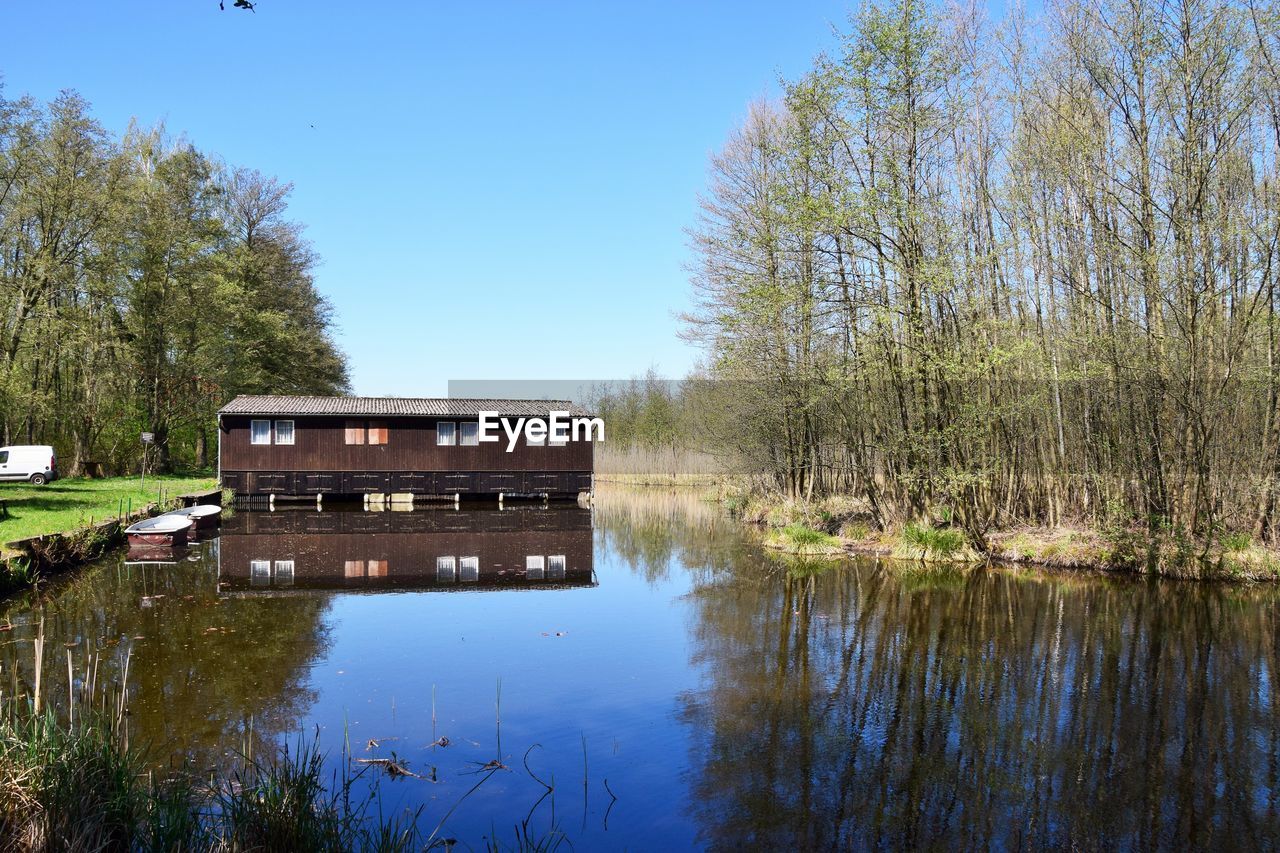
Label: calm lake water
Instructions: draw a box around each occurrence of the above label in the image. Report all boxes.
[2,487,1279,849]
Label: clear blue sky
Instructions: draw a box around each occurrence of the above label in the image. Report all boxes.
[4,0,849,396]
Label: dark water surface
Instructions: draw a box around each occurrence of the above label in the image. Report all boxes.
[2,488,1278,849]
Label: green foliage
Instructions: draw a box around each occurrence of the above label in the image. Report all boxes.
[0,710,151,848]
[0,706,424,850]
[1098,503,1142,570]
[901,523,966,559]
[840,520,872,541]
[216,739,360,851]
[1222,531,1252,553]
[781,524,839,547]
[0,90,349,476]
[678,0,1280,556]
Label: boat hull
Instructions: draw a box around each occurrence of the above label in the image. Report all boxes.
[126,543,188,563]
[127,528,190,548]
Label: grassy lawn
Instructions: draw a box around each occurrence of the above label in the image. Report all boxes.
[0,474,217,545]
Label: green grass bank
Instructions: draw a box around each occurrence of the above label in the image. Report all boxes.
[0,475,216,546]
[0,475,220,596]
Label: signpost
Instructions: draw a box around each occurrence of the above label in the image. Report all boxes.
[141,432,154,487]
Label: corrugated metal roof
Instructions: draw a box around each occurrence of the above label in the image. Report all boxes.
[218,395,592,418]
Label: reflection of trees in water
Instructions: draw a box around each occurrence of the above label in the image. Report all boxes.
[0,545,330,773]
[593,486,755,585]
[679,564,1280,849]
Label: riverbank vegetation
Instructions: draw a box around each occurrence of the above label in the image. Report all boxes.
[611,0,1280,574]
[0,88,348,476]
[720,487,1280,578]
[0,475,216,545]
[0,706,424,850]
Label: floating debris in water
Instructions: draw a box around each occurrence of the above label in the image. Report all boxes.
[354,754,424,779]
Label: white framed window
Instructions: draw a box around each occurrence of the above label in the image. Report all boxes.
[274,560,295,587]
[274,419,295,445]
[436,556,457,581]
[525,555,545,580]
[548,555,566,579]
[548,428,568,447]
[250,419,271,445]
[527,432,546,447]
[460,556,479,582]
[250,559,271,586]
[437,421,456,446]
[459,422,479,446]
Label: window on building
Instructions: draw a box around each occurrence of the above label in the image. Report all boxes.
[460,556,479,582]
[525,555,545,580]
[274,420,295,445]
[437,421,456,446]
[250,420,271,445]
[548,428,568,446]
[274,560,295,586]
[527,431,546,447]
[344,420,366,445]
[367,559,388,577]
[344,560,364,578]
[250,559,270,586]
[548,555,566,579]
[437,556,457,581]
[368,421,388,445]
[459,421,479,446]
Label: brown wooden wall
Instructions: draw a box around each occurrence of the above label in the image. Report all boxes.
[219,415,594,495]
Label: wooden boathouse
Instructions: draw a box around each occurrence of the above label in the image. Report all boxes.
[217,396,594,499]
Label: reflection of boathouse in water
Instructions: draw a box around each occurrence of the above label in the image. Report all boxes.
[217,506,595,592]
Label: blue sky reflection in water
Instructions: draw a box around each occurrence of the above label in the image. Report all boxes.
[1,488,1278,848]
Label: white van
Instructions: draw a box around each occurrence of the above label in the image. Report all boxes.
[0,446,58,485]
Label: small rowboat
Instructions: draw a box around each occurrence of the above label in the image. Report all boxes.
[125,514,193,547]
[162,504,222,529]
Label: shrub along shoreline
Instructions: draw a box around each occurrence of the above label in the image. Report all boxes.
[0,691,426,849]
[736,491,1280,581]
